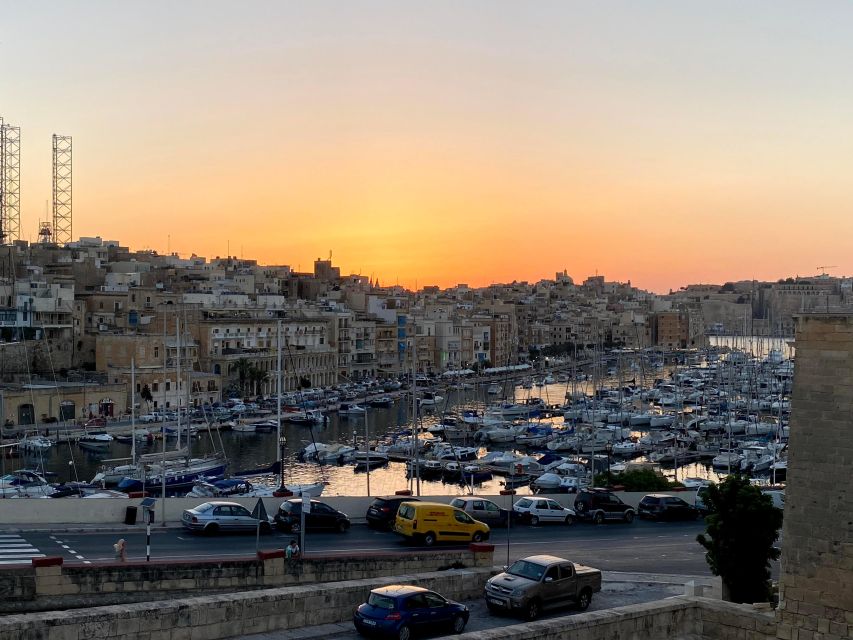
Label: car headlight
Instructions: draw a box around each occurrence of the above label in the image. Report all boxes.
[512,588,525,596]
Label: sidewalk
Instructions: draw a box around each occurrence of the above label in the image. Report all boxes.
[0,522,180,535]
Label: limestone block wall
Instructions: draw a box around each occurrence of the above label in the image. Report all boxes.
[0,566,493,640]
[1,547,494,613]
[777,315,853,640]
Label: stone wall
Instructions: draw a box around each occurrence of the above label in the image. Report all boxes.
[777,315,853,640]
[1,546,494,613]
[0,593,781,640]
[0,566,493,640]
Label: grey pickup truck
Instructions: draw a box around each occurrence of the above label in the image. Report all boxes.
[483,554,602,620]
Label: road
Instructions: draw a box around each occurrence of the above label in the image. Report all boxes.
[10,519,712,575]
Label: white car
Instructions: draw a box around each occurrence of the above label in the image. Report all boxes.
[513,497,576,526]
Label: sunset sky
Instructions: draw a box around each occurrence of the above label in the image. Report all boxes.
[3,2,853,292]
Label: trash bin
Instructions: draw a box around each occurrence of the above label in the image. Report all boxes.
[124,506,138,525]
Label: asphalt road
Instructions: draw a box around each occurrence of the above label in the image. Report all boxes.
[16,519,712,575]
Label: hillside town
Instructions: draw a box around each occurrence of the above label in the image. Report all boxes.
[0,237,850,427]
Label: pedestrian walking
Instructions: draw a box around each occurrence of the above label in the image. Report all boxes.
[114,538,127,562]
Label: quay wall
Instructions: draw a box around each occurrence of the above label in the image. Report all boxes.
[0,491,664,525]
[0,566,493,640]
[0,546,495,613]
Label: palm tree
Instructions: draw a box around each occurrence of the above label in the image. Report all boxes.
[229,358,253,398]
[247,366,269,397]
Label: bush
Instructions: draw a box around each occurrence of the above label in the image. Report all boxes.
[594,469,673,492]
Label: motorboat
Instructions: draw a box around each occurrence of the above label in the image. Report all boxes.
[285,409,325,425]
[353,450,390,471]
[338,403,367,417]
[486,383,501,395]
[78,433,114,451]
[368,396,394,408]
[0,470,56,498]
[418,392,445,407]
[429,442,478,462]
[711,451,744,469]
[18,435,53,452]
[680,477,711,490]
[611,440,643,456]
[232,423,257,433]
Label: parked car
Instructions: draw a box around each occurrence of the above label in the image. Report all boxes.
[572,488,635,524]
[450,497,513,528]
[84,417,106,427]
[366,496,421,530]
[353,585,469,640]
[638,494,699,521]
[484,554,602,620]
[138,414,162,424]
[181,501,273,535]
[394,501,489,546]
[274,498,350,533]
[512,497,575,526]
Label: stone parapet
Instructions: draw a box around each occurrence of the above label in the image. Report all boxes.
[0,547,493,614]
[0,566,492,640]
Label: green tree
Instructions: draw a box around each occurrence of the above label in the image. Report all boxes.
[247,366,269,397]
[696,476,783,603]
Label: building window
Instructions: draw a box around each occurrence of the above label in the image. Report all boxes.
[153,383,159,392]
[154,347,159,358]
[166,382,171,391]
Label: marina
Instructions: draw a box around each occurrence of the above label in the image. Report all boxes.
[0,340,792,498]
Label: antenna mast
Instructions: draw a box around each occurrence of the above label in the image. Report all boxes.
[52,134,72,245]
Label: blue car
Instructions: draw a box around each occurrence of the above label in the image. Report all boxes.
[353,585,469,640]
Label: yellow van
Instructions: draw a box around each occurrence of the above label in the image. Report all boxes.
[394,501,490,546]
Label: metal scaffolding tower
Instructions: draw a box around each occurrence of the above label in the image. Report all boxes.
[0,120,22,244]
[52,134,72,245]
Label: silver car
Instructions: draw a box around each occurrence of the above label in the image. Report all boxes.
[181,500,274,535]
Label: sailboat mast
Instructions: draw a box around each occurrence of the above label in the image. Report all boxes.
[412,330,420,496]
[131,358,136,465]
[276,320,283,490]
[176,317,181,451]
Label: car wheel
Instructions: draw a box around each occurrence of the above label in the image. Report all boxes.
[525,598,541,621]
[577,588,592,611]
[452,615,467,634]
[423,531,437,547]
[336,520,349,533]
[624,510,635,524]
[530,515,540,526]
[593,512,604,525]
[260,521,272,535]
[398,624,412,640]
[564,515,574,526]
[204,523,219,536]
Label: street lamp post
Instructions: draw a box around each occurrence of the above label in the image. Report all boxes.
[499,488,516,567]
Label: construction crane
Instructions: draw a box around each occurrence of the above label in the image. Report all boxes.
[816,265,838,276]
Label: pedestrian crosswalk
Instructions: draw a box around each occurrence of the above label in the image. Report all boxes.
[0,534,45,565]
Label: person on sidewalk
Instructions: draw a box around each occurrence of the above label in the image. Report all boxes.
[114,538,127,562]
[285,539,300,559]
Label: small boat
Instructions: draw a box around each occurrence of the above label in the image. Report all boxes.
[369,396,395,408]
[18,435,53,452]
[78,433,114,451]
[285,409,325,425]
[353,450,390,470]
[487,383,501,395]
[418,392,445,407]
[0,469,56,498]
[232,423,257,433]
[338,403,367,417]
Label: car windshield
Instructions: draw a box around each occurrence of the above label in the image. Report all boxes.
[281,502,300,514]
[367,593,397,610]
[507,560,546,581]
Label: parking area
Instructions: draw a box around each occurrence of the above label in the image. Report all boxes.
[238,579,685,640]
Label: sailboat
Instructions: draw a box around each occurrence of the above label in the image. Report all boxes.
[113,316,228,494]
